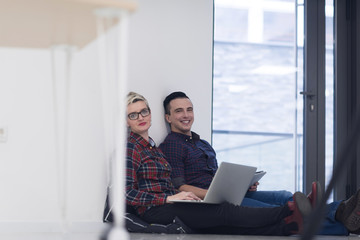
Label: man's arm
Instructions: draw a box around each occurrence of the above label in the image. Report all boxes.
[178,184,208,199]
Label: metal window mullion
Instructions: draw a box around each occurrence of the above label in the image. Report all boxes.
[334,0,360,200]
[303,0,326,194]
[356,0,360,191]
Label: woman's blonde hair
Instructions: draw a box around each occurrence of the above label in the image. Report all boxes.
[127,91,150,110]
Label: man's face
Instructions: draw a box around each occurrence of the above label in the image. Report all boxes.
[166,98,194,136]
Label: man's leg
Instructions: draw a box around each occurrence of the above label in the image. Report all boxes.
[197,222,296,236]
[243,193,349,235]
[241,197,279,207]
[317,201,348,235]
[245,190,293,206]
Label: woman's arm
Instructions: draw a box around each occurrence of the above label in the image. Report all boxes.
[166,191,201,203]
[179,184,208,199]
[126,145,169,207]
[126,143,201,206]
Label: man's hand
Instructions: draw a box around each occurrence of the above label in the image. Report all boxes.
[248,182,259,192]
[166,191,201,203]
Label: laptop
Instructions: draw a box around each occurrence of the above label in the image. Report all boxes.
[170,162,266,206]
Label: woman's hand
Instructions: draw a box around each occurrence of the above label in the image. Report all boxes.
[166,191,201,203]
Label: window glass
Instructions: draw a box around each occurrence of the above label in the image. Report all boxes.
[213,0,334,195]
[325,0,334,201]
[213,0,302,191]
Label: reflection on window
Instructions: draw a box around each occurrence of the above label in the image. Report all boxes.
[213,0,301,192]
[213,0,334,195]
[325,0,334,201]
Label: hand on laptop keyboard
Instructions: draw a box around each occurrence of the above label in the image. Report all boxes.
[166,191,202,203]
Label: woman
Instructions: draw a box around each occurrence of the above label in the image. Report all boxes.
[125,91,311,235]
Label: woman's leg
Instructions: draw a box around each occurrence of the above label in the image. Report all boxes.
[142,202,293,235]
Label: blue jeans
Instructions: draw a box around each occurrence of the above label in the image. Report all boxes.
[243,190,293,207]
[241,191,348,235]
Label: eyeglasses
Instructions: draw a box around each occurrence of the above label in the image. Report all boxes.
[128,108,150,120]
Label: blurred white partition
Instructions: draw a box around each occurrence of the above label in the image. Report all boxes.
[0,0,136,238]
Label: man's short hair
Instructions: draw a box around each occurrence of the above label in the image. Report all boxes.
[163,91,189,114]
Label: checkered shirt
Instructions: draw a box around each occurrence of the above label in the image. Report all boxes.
[159,131,218,189]
[126,131,178,215]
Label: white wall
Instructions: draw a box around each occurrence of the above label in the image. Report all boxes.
[0,0,213,231]
[128,0,213,144]
[0,48,62,222]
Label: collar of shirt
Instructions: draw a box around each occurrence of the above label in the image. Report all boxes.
[129,131,156,149]
[169,131,201,142]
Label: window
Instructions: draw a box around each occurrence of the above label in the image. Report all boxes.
[213,0,334,195]
[213,0,301,192]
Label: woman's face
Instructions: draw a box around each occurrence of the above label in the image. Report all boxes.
[127,100,151,137]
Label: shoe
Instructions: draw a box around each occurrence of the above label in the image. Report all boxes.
[169,216,195,234]
[336,189,360,233]
[307,181,322,207]
[285,192,312,234]
[351,228,360,235]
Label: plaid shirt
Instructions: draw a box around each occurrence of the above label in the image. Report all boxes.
[126,131,178,215]
[159,131,218,189]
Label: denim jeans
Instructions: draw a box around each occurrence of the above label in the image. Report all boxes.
[243,190,293,207]
[317,201,348,235]
[241,191,348,235]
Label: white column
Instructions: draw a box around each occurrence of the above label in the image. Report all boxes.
[95,8,130,240]
[50,44,76,232]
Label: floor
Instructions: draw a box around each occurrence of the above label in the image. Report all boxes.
[0,224,359,240]
[130,233,360,240]
[129,233,360,240]
[0,232,358,240]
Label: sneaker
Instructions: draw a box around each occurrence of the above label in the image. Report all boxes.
[285,192,312,234]
[307,181,322,208]
[336,189,360,233]
[169,216,195,234]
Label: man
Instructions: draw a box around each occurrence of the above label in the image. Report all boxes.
[159,91,294,205]
[159,91,359,235]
